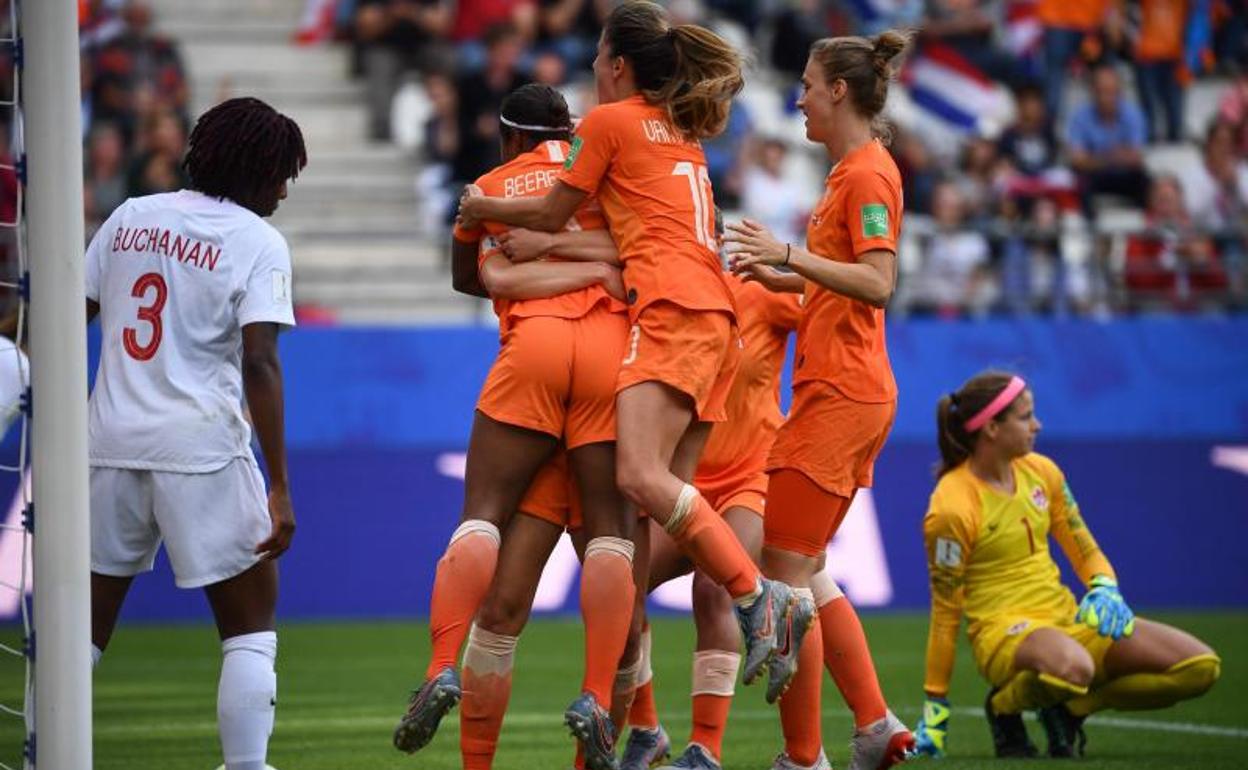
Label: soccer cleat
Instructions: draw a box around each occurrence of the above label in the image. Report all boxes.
[1037,702,1087,758]
[765,590,817,704]
[659,743,722,770]
[770,749,833,769]
[984,689,1038,758]
[565,692,620,770]
[846,710,914,770]
[393,667,461,753]
[620,724,671,770]
[737,578,794,686]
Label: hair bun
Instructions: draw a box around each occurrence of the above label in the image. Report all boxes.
[871,29,910,73]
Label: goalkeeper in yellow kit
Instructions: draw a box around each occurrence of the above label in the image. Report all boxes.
[913,371,1221,759]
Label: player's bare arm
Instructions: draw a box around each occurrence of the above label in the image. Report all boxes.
[460,180,588,233]
[451,236,489,298]
[498,228,621,266]
[726,218,895,307]
[242,322,295,560]
[479,253,625,303]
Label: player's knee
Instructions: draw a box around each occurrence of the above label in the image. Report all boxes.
[475,595,529,638]
[614,455,652,508]
[1174,653,1221,699]
[1052,649,1095,688]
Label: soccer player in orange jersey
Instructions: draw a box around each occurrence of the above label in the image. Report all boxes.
[460,11,807,758]
[614,272,802,770]
[393,85,636,769]
[914,372,1220,759]
[726,33,916,770]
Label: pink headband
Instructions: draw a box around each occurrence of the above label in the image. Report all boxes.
[964,376,1027,432]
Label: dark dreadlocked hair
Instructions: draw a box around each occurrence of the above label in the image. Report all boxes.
[184,97,306,214]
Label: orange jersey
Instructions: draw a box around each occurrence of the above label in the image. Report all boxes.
[1136,0,1186,62]
[697,277,801,476]
[1037,0,1110,30]
[558,95,735,321]
[453,140,621,327]
[794,139,899,403]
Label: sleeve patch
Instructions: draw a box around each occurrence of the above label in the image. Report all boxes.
[564,136,583,170]
[934,537,962,568]
[271,270,291,305]
[860,203,889,237]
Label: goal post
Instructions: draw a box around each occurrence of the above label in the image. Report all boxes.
[24,0,92,767]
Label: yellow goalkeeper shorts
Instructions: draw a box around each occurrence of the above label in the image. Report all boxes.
[971,616,1115,688]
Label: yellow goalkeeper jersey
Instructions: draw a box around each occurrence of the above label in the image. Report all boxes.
[921,452,1114,696]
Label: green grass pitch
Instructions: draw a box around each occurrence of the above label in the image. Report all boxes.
[2,612,1244,768]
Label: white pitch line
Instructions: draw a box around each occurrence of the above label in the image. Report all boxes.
[953,706,1248,739]
[92,707,1248,740]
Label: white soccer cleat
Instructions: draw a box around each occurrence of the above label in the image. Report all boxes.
[770,749,832,770]
[847,710,915,770]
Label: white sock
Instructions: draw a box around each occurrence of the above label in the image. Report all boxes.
[731,578,763,609]
[218,631,277,770]
[91,644,102,669]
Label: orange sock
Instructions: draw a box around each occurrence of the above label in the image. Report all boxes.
[690,694,732,759]
[581,537,636,705]
[628,679,658,729]
[819,595,887,728]
[667,486,759,599]
[688,649,739,760]
[778,599,823,767]
[427,521,500,679]
[460,625,517,770]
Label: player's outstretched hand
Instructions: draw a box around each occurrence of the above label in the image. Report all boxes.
[1076,575,1136,640]
[255,486,296,560]
[725,218,786,272]
[498,229,552,263]
[913,695,950,759]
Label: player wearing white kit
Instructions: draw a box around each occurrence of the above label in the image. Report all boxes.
[84,98,306,770]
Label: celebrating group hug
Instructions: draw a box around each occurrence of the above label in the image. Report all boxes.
[77,3,1220,769]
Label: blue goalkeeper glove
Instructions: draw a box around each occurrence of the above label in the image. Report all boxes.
[913,695,951,758]
[1076,575,1136,640]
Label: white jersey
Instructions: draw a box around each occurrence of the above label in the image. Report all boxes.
[85,190,295,472]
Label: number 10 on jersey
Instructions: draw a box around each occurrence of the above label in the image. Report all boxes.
[672,162,716,249]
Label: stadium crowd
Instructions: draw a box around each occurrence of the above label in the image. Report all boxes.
[308,0,1248,317]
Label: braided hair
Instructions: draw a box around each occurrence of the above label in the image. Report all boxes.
[184,97,306,216]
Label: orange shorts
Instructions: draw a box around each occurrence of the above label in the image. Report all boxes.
[762,468,853,556]
[766,381,896,498]
[695,450,768,517]
[477,307,629,448]
[517,451,582,531]
[616,301,740,422]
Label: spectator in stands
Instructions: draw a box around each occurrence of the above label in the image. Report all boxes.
[769,0,827,81]
[125,107,189,198]
[955,135,1007,224]
[1123,174,1227,309]
[909,181,998,317]
[451,0,537,71]
[895,129,941,216]
[1180,120,1248,231]
[535,0,605,70]
[354,0,453,141]
[999,85,1060,176]
[1217,56,1248,154]
[1038,0,1113,120]
[739,137,811,247]
[416,69,459,233]
[85,122,128,230]
[1066,63,1151,210]
[92,1,189,124]
[1132,0,1190,142]
[452,23,529,186]
[921,0,1022,84]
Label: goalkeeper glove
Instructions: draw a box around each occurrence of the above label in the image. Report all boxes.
[913,695,951,758]
[1076,575,1135,640]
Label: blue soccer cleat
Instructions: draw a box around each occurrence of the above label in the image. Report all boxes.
[737,578,795,686]
[565,692,620,770]
[393,666,461,753]
[620,724,671,770]
[659,743,722,769]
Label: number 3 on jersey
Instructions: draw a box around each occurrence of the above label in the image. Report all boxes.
[672,162,715,248]
[123,272,167,361]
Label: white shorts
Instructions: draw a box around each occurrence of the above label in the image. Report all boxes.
[90,458,271,589]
